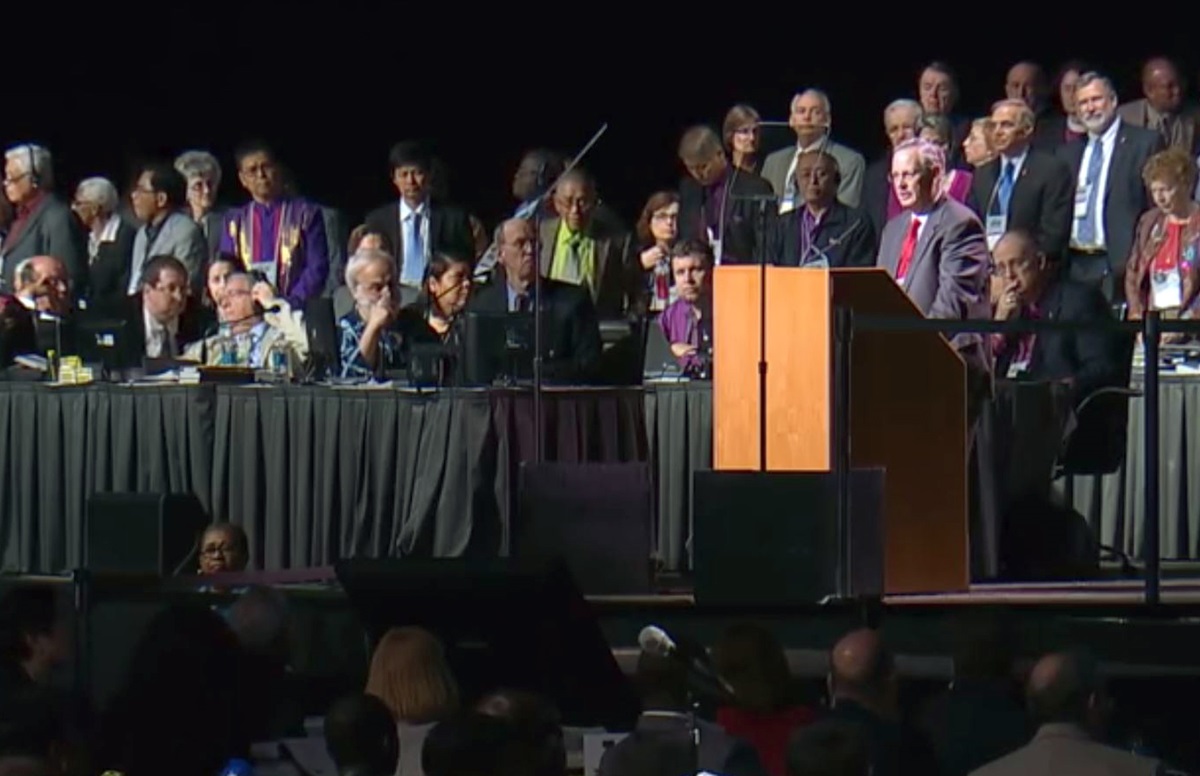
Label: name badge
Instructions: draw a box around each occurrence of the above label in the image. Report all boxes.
[1073,186,1091,219]
[1006,359,1030,379]
[248,261,278,287]
[706,228,723,266]
[985,215,1007,251]
[778,194,797,216]
[1152,269,1184,310]
[805,257,829,269]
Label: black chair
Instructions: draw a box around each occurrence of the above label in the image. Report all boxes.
[1054,332,1141,575]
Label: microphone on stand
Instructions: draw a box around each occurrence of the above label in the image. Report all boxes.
[638,625,736,698]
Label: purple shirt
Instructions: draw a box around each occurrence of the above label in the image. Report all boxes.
[799,207,824,264]
[659,298,711,376]
[219,197,329,306]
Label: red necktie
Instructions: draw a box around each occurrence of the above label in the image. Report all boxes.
[895,216,920,283]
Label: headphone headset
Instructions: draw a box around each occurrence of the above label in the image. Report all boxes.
[27,145,39,188]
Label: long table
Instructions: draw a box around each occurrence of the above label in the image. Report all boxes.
[1,379,1193,575]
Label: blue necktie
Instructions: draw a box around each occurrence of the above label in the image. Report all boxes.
[1077,137,1104,246]
[403,211,425,285]
[996,160,1015,216]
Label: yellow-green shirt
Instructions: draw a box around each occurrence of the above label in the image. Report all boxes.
[550,222,597,297]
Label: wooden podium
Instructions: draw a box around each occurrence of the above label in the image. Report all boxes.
[712,266,967,594]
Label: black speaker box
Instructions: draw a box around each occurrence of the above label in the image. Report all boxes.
[517,462,654,595]
[693,470,885,605]
[85,493,211,576]
[335,557,640,730]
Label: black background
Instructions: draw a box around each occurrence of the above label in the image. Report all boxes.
[1,10,1184,228]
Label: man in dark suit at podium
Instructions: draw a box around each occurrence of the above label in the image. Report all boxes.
[467,218,602,382]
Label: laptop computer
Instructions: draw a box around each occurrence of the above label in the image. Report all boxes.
[642,321,684,382]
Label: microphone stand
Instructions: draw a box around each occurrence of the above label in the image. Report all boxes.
[727,193,779,472]
[523,124,608,465]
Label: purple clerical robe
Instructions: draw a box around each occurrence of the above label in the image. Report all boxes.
[220,197,329,306]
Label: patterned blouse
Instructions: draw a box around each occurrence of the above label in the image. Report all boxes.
[338,309,404,378]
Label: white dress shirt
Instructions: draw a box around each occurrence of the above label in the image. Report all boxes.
[88,213,122,265]
[143,305,179,358]
[1070,118,1121,251]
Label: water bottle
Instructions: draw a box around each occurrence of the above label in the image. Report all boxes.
[217,324,237,366]
[653,258,670,310]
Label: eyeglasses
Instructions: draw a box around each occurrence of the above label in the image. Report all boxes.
[201,544,239,558]
[2,172,29,186]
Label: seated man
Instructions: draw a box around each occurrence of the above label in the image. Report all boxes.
[323,694,399,776]
[991,229,1121,403]
[658,240,714,379]
[182,272,308,368]
[94,255,205,365]
[467,218,602,382]
[770,150,876,267]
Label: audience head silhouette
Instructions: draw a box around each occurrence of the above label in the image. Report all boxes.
[366,626,459,724]
[324,693,399,776]
[1026,650,1108,735]
[828,628,895,715]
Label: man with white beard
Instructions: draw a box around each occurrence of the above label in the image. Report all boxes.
[1056,72,1163,304]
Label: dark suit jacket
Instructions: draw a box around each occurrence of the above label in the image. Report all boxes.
[200,209,226,265]
[970,150,1075,260]
[918,680,1030,776]
[1055,121,1164,277]
[538,216,633,318]
[466,271,602,382]
[598,712,768,776]
[363,199,475,277]
[861,155,892,247]
[678,169,776,265]
[995,278,1121,403]
[827,700,941,776]
[86,220,137,309]
[0,194,87,292]
[90,295,206,368]
[770,201,876,267]
[1031,113,1071,153]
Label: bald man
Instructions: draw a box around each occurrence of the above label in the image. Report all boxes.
[1118,57,1200,155]
[466,218,601,383]
[969,652,1161,776]
[539,168,634,318]
[826,629,938,776]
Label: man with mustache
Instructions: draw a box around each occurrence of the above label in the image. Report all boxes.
[1056,72,1163,304]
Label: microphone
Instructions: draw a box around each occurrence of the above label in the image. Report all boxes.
[638,625,736,697]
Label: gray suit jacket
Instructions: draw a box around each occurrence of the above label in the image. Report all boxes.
[1117,98,1200,155]
[969,723,1161,776]
[0,194,86,291]
[761,140,866,207]
[130,210,208,291]
[538,216,633,318]
[876,198,991,356]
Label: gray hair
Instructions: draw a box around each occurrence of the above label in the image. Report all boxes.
[990,98,1036,131]
[884,99,923,123]
[174,150,222,188]
[344,248,395,289]
[75,177,119,214]
[1075,72,1116,99]
[791,88,832,119]
[4,144,53,189]
[12,258,33,289]
[894,137,947,177]
[917,114,953,143]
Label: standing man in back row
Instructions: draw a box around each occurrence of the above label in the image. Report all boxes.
[761,89,866,211]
